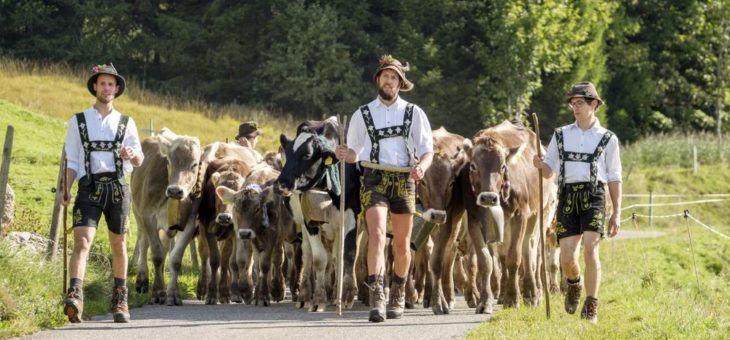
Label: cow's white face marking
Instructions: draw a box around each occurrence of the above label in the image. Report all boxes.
[293,132,314,152]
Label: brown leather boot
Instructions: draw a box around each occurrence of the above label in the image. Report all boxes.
[368,281,386,323]
[64,285,84,323]
[564,278,582,315]
[386,282,405,319]
[111,286,130,323]
[581,296,598,323]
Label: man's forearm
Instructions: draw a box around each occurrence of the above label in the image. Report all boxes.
[608,181,622,212]
[64,168,77,194]
[418,152,434,170]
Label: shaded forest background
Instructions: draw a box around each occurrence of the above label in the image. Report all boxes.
[1,0,727,141]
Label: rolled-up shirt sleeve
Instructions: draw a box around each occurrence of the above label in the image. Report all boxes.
[124,118,143,155]
[346,109,366,161]
[64,116,82,177]
[543,132,559,174]
[410,106,433,159]
[604,135,622,182]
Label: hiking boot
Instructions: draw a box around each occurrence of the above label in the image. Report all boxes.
[581,296,598,323]
[64,285,84,323]
[386,283,405,319]
[564,278,582,314]
[368,282,386,323]
[111,286,130,323]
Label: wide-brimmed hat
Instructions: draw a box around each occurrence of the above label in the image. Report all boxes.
[236,121,263,139]
[566,81,603,106]
[373,55,414,92]
[87,63,126,98]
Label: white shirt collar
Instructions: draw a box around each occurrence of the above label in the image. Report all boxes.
[570,118,602,132]
[88,106,121,119]
[372,96,406,109]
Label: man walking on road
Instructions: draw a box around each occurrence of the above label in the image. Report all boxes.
[533,81,622,324]
[336,55,433,322]
[60,63,143,323]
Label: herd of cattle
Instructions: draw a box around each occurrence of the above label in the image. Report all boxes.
[129,117,563,316]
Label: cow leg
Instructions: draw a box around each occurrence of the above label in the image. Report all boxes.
[469,212,494,314]
[229,240,241,303]
[218,236,234,304]
[196,228,210,300]
[305,222,328,312]
[429,217,450,315]
[287,239,302,302]
[144,213,167,304]
[405,250,417,309]
[420,236,433,308]
[547,242,561,294]
[133,214,150,294]
[521,216,540,306]
[441,213,463,311]
[205,231,220,305]
[298,227,313,309]
[256,245,273,306]
[490,243,502,302]
[271,243,286,303]
[235,237,254,304]
[355,225,369,304]
[165,198,198,306]
[341,210,359,309]
[503,217,526,308]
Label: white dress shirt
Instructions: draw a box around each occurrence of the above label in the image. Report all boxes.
[347,97,433,167]
[544,119,622,184]
[65,107,142,180]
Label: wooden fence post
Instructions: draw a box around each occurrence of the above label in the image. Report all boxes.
[0,125,14,238]
[48,147,66,259]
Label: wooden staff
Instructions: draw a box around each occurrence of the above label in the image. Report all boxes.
[531,112,551,319]
[62,158,68,294]
[336,115,348,317]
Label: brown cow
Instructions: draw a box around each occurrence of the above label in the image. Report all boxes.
[416,127,469,314]
[218,163,296,306]
[196,157,250,304]
[131,128,202,305]
[463,120,556,311]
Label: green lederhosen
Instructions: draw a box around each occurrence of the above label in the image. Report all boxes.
[359,103,416,214]
[554,128,614,240]
[71,112,131,234]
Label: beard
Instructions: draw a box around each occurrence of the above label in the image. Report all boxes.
[96,93,114,104]
[378,87,396,101]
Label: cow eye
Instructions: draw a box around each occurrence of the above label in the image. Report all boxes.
[469,163,477,172]
[191,163,198,170]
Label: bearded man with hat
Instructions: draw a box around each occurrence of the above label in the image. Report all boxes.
[235,121,263,162]
[533,81,622,324]
[60,63,143,323]
[335,55,433,323]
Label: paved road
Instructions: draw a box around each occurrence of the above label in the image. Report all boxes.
[24,295,490,340]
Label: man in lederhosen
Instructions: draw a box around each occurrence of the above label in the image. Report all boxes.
[533,81,622,323]
[335,55,433,323]
[60,64,143,323]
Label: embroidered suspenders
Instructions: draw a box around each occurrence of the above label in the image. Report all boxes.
[75,112,129,184]
[359,103,414,164]
[555,128,614,195]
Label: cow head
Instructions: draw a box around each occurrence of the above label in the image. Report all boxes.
[418,134,468,224]
[275,118,339,196]
[217,184,276,240]
[209,166,246,228]
[158,128,202,200]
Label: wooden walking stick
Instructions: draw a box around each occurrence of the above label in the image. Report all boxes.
[62,157,68,294]
[531,112,551,319]
[336,115,348,317]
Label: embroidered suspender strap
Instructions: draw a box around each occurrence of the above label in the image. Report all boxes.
[557,128,615,194]
[588,130,613,191]
[75,113,129,182]
[555,128,565,196]
[359,103,415,164]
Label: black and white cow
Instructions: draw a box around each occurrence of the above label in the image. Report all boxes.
[275,117,361,312]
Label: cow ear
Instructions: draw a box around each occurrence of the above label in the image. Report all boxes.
[262,186,275,204]
[210,172,221,187]
[158,136,173,158]
[215,186,237,205]
[280,134,292,150]
[451,146,468,174]
[506,142,528,165]
[322,117,339,143]
[462,139,473,158]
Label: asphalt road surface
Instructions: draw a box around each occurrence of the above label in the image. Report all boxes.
[24,295,490,340]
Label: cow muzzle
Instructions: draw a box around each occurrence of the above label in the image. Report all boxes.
[216,213,233,226]
[477,192,499,207]
[238,229,257,240]
[422,209,448,224]
[166,185,185,199]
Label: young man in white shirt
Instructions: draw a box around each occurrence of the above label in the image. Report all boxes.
[533,81,622,323]
[336,55,433,322]
[60,64,143,323]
